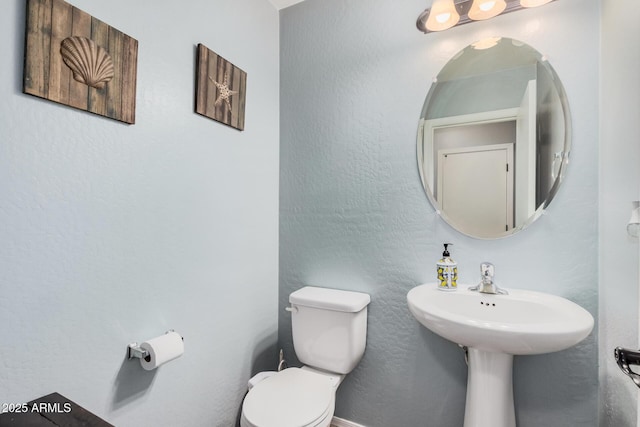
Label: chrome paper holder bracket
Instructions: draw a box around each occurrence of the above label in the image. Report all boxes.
[128,343,149,360]
[614,347,640,388]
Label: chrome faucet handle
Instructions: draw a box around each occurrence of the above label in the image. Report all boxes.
[469,262,507,294]
[480,262,495,283]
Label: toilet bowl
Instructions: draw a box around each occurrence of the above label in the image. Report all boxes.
[241,367,342,427]
[240,286,370,427]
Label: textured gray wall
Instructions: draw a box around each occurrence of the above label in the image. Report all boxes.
[0,0,279,425]
[279,0,599,426]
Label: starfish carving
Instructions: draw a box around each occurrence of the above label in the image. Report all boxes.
[209,73,238,111]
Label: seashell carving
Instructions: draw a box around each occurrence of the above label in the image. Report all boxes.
[60,36,115,89]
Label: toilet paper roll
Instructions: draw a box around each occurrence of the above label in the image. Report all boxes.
[140,331,184,371]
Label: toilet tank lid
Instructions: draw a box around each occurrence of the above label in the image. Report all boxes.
[289,286,371,312]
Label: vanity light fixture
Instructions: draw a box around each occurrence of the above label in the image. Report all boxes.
[417,0,556,33]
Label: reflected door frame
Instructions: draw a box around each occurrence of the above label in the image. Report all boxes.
[420,108,519,193]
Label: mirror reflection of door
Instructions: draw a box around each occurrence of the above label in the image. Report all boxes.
[437,144,513,238]
[424,79,539,237]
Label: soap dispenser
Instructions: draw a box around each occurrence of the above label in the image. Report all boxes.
[437,243,458,291]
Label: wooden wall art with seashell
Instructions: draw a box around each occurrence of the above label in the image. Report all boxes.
[195,44,247,131]
[24,0,138,124]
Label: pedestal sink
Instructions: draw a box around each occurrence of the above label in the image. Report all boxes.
[407,284,593,427]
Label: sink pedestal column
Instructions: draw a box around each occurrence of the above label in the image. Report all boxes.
[464,348,515,427]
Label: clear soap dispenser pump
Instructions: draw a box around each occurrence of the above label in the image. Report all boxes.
[437,243,458,291]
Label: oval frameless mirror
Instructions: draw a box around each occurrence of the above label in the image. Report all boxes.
[417,37,571,239]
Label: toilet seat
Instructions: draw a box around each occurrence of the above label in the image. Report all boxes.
[242,368,334,427]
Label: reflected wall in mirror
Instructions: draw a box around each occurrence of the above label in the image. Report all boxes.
[417,37,571,239]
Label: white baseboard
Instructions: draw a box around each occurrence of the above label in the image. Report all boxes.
[331,416,366,427]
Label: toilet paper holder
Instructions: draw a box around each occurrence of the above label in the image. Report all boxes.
[127,330,182,361]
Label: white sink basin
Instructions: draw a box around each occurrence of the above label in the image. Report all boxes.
[407,284,594,355]
[407,283,594,427]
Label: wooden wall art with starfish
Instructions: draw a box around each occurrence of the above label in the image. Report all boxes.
[195,44,247,131]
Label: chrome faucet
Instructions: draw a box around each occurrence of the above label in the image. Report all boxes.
[469,262,508,295]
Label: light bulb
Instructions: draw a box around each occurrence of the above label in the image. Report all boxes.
[436,12,452,23]
[468,0,507,20]
[521,0,553,7]
[480,1,496,11]
[426,0,460,31]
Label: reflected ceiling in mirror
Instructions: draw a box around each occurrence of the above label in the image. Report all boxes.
[417,37,571,239]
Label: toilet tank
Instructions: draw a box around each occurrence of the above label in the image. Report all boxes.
[289,286,370,375]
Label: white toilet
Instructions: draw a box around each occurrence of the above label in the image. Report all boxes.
[240,286,371,427]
